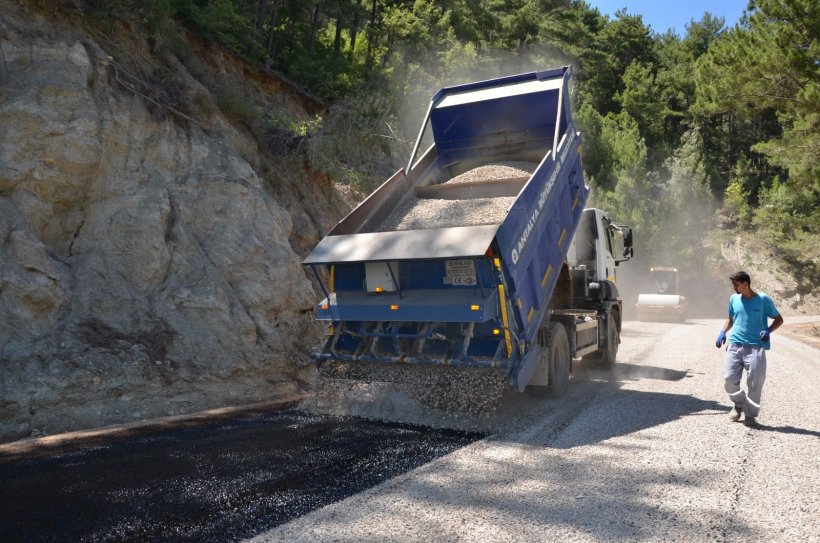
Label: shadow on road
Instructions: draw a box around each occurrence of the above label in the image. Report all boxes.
[753,424,820,438]
[543,389,726,449]
[613,362,691,382]
[338,395,751,543]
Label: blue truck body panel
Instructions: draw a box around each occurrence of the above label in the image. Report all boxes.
[495,130,586,340]
[429,74,565,171]
[321,288,500,323]
[304,66,590,390]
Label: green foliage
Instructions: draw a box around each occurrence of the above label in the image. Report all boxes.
[172,0,255,54]
[601,111,648,187]
[583,9,656,113]
[578,105,648,192]
[655,130,716,266]
[752,178,820,276]
[291,116,323,138]
[693,0,819,276]
[585,108,655,257]
[754,178,819,234]
[616,61,665,157]
[77,0,818,279]
[577,103,607,184]
[723,179,752,227]
[695,0,820,191]
[305,92,409,192]
[87,0,172,34]
[651,14,725,155]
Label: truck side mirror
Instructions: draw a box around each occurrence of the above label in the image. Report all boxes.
[622,227,633,248]
[613,225,633,262]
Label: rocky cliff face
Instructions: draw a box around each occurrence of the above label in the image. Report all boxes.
[0,1,341,442]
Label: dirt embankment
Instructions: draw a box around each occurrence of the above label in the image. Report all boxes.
[778,321,820,349]
[718,234,820,316]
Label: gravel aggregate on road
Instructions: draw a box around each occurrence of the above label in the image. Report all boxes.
[250,318,820,543]
[0,409,484,543]
[302,363,510,432]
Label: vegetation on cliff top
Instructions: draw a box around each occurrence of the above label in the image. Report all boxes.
[78,0,819,288]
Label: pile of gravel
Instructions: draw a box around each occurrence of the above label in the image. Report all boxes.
[378,196,517,231]
[377,161,537,232]
[444,162,538,184]
[303,362,510,431]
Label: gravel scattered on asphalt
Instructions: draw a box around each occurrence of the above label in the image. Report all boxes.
[0,409,484,543]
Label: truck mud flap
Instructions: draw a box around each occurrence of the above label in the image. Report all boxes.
[510,345,541,392]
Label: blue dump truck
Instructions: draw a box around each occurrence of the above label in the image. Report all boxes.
[303,66,633,396]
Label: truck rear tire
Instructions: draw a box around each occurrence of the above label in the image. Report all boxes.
[546,322,570,396]
[583,315,618,368]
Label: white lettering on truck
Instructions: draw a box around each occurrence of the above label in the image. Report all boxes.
[510,130,576,265]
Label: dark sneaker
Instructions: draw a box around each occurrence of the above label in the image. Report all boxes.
[729,406,742,422]
[743,416,757,427]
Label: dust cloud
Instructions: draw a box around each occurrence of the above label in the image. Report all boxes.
[393,42,576,158]
[602,150,730,321]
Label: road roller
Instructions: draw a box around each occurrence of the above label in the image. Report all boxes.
[635,267,686,322]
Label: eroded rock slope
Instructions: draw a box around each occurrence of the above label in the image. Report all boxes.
[0,1,336,441]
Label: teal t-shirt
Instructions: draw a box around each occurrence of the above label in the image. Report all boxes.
[728,292,780,349]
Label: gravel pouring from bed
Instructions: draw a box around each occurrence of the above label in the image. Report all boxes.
[302,363,511,432]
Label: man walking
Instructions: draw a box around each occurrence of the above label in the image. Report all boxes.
[715,271,783,426]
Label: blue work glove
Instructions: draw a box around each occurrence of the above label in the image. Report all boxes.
[760,327,772,342]
[715,330,726,348]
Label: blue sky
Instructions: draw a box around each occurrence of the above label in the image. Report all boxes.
[586,0,749,36]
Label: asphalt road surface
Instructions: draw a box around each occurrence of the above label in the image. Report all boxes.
[1,318,817,542]
[0,410,482,542]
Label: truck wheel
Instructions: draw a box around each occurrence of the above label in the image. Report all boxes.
[546,322,570,396]
[583,315,619,368]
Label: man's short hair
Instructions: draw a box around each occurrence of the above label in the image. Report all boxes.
[729,271,751,284]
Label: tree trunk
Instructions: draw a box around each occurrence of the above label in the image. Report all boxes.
[333,18,343,55]
[365,0,378,71]
[349,10,359,60]
[308,4,321,59]
[250,0,268,52]
[255,0,269,32]
[265,0,283,67]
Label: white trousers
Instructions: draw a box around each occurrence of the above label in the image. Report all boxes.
[724,343,767,418]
